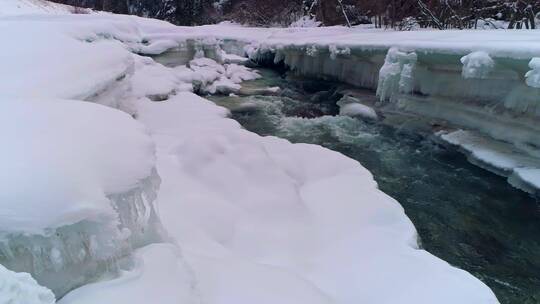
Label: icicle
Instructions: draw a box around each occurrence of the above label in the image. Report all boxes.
[525,58,540,88]
[376,47,417,102]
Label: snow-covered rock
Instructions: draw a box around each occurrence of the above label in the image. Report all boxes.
[130,55,194,100]
[337,96,378,120]
[189,57,260,94]
[339,103,378,120]
[0,21,132,101]
[461,51,495,79]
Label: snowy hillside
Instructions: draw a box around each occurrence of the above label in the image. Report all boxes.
[0,0,75,15]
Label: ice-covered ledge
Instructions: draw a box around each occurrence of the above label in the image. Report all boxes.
[0,99,163,297]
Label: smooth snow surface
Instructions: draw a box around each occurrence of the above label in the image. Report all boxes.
[0,99,154,234]
[59,244,200,304]
[0,265,55,304]
[0,25,131,100]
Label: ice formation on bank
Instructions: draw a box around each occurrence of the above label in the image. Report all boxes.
[525,58,540,88]
[461,51,495,79]
[439,130,540,196]
[376,48,417,102]
[0,99,162,296]
[0,265,55,304]
[0,10,516,303]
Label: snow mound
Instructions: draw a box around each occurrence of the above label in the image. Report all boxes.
[0,265,55,304]
[0,99,154,234]
[130,55,194,100]
[0,99,162,297]
[0,23,132,100]
[461,51,495,79]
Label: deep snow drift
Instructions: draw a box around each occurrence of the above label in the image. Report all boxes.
[0,9,512,304]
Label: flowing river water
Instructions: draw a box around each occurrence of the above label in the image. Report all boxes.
[206,68,540,304]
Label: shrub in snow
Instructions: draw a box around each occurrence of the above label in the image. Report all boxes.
[0,264,55,304]
[461,51,495,79]
[290,16,321,28]
[376,47,417,102]
[398,17,420,31]
[525,58,540,88]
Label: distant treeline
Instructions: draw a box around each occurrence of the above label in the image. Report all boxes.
[51,0,540,29]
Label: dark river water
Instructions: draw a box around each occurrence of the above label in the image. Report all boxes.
[208,68,540,304]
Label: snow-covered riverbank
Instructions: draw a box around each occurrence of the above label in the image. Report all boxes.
[4,13,539,195]
[0,10,524,304]
[126,19,540,196]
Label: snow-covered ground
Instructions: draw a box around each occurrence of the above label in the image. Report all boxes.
[3,5,535,303]
[0,0,75,15]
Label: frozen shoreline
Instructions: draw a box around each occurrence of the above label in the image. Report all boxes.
[0,11,517,303]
